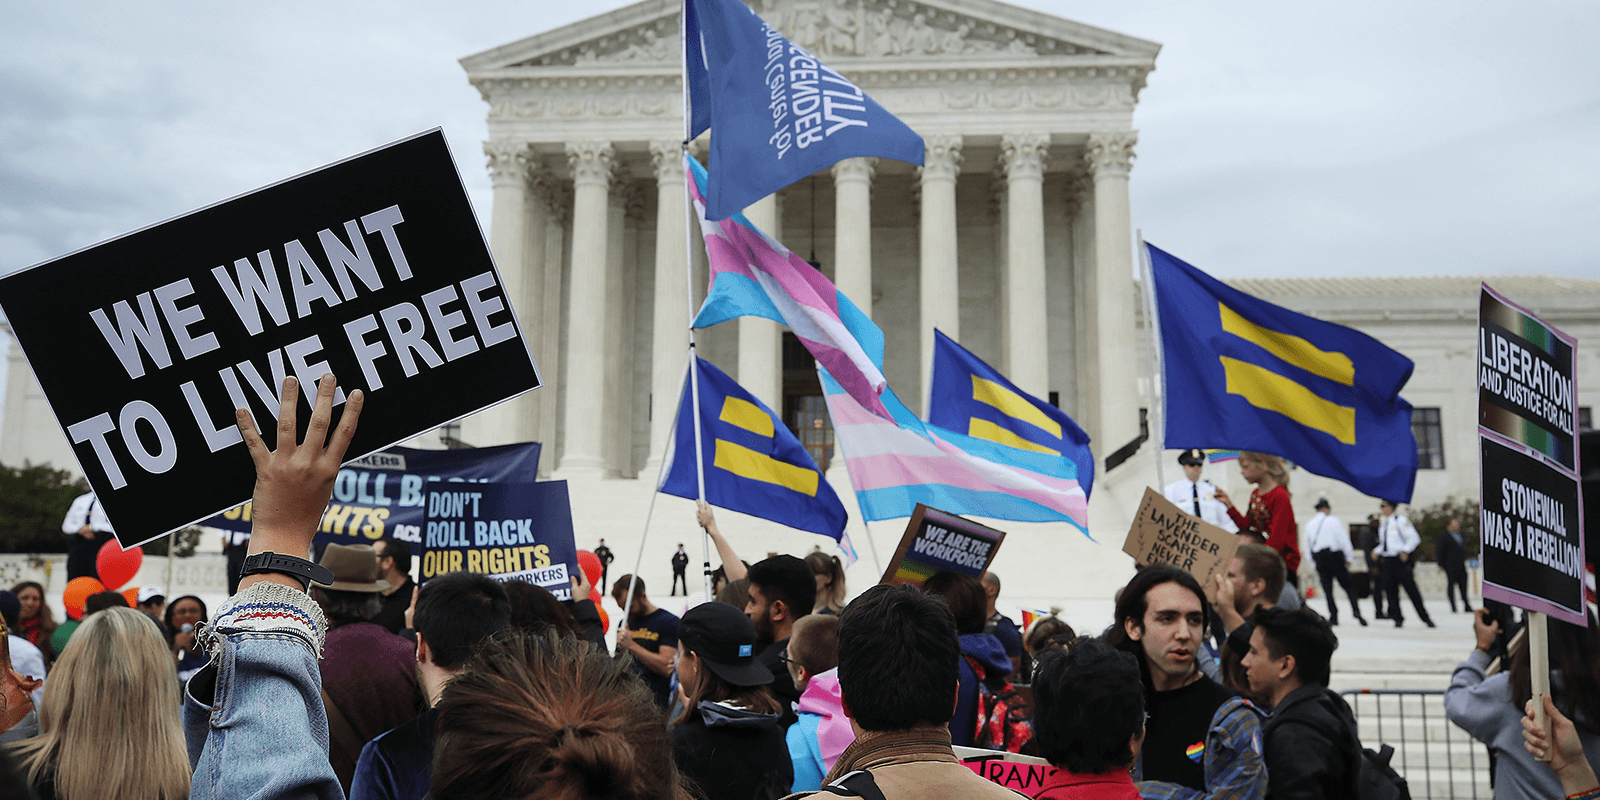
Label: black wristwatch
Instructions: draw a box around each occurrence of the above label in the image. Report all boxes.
[239,552,334,592]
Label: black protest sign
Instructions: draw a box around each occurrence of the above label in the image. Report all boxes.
[880,504,1005,587]
[1477,284,1585,625]
[207,442,541,549]
[419,481,578,600]
[1479,438,1584,622]
[1123,487,1238,589]
[0,130,540,547]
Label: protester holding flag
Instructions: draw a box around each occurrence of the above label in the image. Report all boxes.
[1214,451,1301,583]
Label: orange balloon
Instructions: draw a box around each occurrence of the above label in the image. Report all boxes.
[597,605,609,633]
[122,587,141,607]
[62,576,106,620]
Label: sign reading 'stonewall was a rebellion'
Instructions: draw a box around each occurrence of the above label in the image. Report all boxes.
[0,130,540,547]
[206,442,541,550]
[419,481,577,601]
[1478,284,1586,625]
[880,504,1005,587]
[1123,487,1239,590]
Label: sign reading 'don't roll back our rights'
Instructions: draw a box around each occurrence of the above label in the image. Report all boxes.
[0,129,541,547]
[419,481,578,601]
[1478,283,1586,626]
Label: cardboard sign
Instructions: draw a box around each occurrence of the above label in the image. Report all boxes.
[207,442,541,549]
[0,130,540,546]
[419,481,577,600]
[954,746,1057,792]
[880,504,1005,586]
[1478,284,1586,625]
[1123,487,1239,588]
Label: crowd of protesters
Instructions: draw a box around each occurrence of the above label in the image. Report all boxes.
[0,379,1596,800]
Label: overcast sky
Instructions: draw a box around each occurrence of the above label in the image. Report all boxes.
[4,0,1597,286]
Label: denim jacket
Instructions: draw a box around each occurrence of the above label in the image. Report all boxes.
[184,581,343,800]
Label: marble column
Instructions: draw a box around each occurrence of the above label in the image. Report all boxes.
[477,140,533,448]
[1085,131,1140,451]
[535,179,569,477]
[918,134,963,414]
[739,196,783,411]
[831,157,876,318]
[644,141,690,476]
[557,141,615,476]
[1001,133,1050,397]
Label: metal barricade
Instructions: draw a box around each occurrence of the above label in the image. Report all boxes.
[1341,689,1491,800]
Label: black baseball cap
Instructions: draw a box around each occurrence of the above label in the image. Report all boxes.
[678,601,774,687]
[1177,449,1207,466]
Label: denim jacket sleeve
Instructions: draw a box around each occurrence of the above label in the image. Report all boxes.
[1137,697,1268,800]
[184,581,343,800]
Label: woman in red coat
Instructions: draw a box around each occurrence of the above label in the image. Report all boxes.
[1214,451,1301,581]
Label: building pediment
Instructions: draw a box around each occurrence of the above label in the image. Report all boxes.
[461,0,1159,72]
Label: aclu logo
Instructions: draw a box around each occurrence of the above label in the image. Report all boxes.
[762,25,869,160]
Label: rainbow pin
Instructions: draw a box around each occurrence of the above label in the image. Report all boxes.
[1185,742,1206,763]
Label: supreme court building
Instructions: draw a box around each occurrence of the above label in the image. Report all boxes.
[6,0,1599,604]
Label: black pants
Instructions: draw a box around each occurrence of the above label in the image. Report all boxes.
[1381,557,1433,625]
[600,566,610,593]
[671,570,688,596]
[65,530,116,581]
[1313,550,1364,622]
[1444,566,1472,612]
[1368,553,1388,617]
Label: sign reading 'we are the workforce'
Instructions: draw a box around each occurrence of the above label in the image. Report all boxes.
[0,130,541,546]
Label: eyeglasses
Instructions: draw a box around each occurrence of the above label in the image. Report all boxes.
[777,651,805,671]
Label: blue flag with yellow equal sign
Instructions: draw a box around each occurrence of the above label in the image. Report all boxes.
[927,330,1095,498]
[660,356,847,540]
[1148,243,1418,502]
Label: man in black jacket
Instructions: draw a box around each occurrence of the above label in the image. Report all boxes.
[1435,518,1473,613]
[1241,607,1360,800]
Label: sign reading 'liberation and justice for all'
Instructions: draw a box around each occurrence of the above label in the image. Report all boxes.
[0,130,542,547]
[1478,284,1586,626]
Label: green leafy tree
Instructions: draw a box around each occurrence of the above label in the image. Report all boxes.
[0,461,87,553]
[1408,496,1480,564]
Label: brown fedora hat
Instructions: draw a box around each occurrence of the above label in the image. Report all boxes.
[319,544,391,593]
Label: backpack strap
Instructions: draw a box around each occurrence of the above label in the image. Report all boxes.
[816,770,890,800]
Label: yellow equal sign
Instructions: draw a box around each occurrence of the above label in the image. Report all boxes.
[1218,302,1356,444]
[968,376,1060,455]
[713,397,819,496]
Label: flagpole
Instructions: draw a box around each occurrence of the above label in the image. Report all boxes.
[680,0,713,599]
[1138,230,1166,491]
[620,351,694,643]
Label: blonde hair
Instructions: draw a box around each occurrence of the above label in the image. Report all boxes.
[1239,451,1290,490]
[11,607,190,800]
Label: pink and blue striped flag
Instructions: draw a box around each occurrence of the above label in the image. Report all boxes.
[822,369,1090,533]
[687,155,891,420]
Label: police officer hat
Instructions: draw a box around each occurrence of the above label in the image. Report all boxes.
[1176,449,1207,467]
[1314,498,1331,510]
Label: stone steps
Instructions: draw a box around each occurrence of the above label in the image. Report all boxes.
[1338,689,1493,799]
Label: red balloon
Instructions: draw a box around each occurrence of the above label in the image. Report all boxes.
[576,550,603,588]
[62,576,106,620]
[95,540,143,590]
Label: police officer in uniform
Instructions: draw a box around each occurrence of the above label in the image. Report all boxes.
[1163,449,1238,533]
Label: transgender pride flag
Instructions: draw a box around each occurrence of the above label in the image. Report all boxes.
[687,156,891,420]
[822,370,1090,534]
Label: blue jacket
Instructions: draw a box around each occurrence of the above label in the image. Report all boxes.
[184,581,343,800]
[952,632,1010,748]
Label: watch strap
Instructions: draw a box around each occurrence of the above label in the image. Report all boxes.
[240,551,334,591]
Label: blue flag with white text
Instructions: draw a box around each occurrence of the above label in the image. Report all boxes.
[660,356,847,540]
[1148,243,1418,502]
[928,330,1095,498]
[685,0,925,221]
